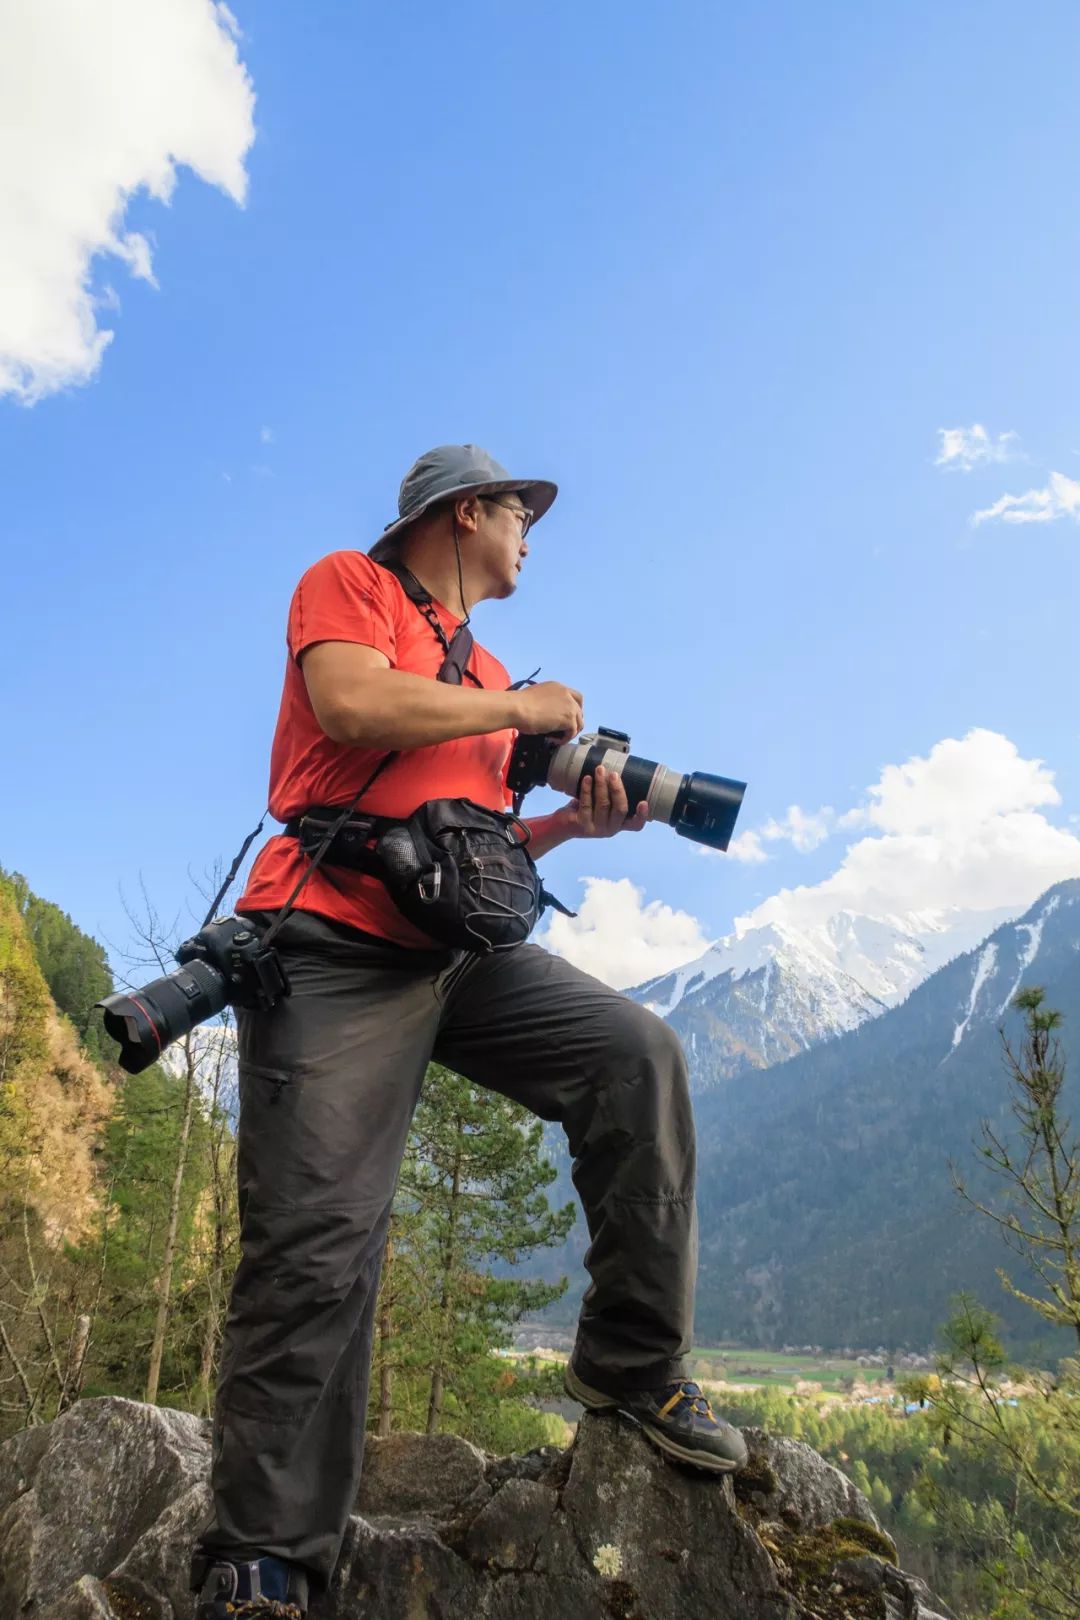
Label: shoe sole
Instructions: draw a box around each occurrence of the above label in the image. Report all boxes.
[563,1363,745,1475]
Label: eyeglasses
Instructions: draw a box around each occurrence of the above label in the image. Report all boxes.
[482,496,534,538]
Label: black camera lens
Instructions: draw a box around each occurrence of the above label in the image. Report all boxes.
[97,959,229,1074]
[671,772,746,852]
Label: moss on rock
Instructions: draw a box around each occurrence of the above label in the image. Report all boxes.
[744,1513,901,1620]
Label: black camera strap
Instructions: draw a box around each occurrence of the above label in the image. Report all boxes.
[379,560,484,687]
[259,751,399,948]
[200,812,271,931]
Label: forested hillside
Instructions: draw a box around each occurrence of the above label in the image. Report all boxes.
[0,873,569,1452]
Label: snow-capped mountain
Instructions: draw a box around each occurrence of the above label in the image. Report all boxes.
[690,879,1080,1350]
[944,885,1076,1057]
[629,904,1016,1092]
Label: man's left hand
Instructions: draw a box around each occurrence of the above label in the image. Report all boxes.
[566,765,649,839]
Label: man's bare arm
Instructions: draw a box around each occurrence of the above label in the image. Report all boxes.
[302,642,583,750]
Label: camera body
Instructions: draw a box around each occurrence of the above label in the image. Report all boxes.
[507,726,746,852]
[96,916,289,1075]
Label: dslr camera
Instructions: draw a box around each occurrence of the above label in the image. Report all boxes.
[507,726,745,851]
[97,916,289,1075]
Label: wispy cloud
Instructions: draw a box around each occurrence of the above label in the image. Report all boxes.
[715,805,835,864]
[725,830,770,864]
[759,804,834,852]
[260,425,275,444]
[936,424,1019,472]
[0,0,255,403]
[972,470,1080,527]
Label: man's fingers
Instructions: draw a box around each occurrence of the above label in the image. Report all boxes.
[607,772,628,814]
[593,765,611,818]
[576,774,649,836]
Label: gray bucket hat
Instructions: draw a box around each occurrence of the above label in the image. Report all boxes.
[369,444,557,563]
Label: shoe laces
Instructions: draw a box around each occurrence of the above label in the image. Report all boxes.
[659,1379,718,1423]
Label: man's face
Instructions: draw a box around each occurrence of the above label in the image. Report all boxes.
[474,493,531,598]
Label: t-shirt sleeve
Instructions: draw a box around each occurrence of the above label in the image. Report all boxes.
[287,551,398,665]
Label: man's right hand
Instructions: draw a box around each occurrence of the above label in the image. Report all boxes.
[514,681,584,742]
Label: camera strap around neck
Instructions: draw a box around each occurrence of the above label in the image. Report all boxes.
[379,560,482,687]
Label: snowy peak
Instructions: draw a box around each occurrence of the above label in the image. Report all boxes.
[944,882,1078,1058]
[629,900,1022,1094]
[635,904,1013,1020]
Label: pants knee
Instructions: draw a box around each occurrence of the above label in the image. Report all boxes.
[604,1004,692,1131]
[610,1001,688,1082]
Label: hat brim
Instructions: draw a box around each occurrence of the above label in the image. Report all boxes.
[369,477,558,564]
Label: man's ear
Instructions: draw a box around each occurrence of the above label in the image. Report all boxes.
[453,495,483,535]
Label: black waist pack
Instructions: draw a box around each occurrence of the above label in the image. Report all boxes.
[291,798,572,952]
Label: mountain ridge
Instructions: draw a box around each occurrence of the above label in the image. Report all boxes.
[690,878,1080,1350]
[627,902,1017,1094]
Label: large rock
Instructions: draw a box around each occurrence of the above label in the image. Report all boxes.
[355,1431,488,1519]
[740,1428,879,1529]
[0,1397,209,1619]
[0,1397,954,1619]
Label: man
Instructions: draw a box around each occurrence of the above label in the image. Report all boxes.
[191,445,748,1620]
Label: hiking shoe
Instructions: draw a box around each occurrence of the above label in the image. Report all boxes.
[190,1551,309,1619]
[564,1361,749,1474]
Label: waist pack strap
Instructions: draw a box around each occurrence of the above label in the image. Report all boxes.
[283,806,399,837]
[282,806,399,875]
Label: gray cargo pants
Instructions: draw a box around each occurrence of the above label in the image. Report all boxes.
[195,908,696,1594]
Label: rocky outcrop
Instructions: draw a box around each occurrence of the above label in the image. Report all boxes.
[0,1398,955,1620]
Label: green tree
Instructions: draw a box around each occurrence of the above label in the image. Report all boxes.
[923,989,1080,1619]
[953,988,1080,1352]
[71,1054,215,1407]
[386,1062,575,1443]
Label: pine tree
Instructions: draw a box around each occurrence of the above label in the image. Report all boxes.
[390,1062,575,1439]
[924,990,1080,1619]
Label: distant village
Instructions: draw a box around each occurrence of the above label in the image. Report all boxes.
[511,1327,1030,1413]
[779,1344,935,1370]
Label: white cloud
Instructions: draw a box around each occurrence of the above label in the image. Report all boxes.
[0,0,255,403]
[760,804,834,852]
[972,471,1080,527]
[936,424,1019,472]
[260,424,274,443]
[714,805,834,864]
[740,730,1080,935]
[541,877,710,990]
[726,829,770,864]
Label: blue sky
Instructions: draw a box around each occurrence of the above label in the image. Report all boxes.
[3,0,1080,986]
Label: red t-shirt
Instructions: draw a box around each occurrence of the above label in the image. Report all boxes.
[239,550,515,947]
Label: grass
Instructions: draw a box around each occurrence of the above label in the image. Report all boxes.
[687,1345,895,1396]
